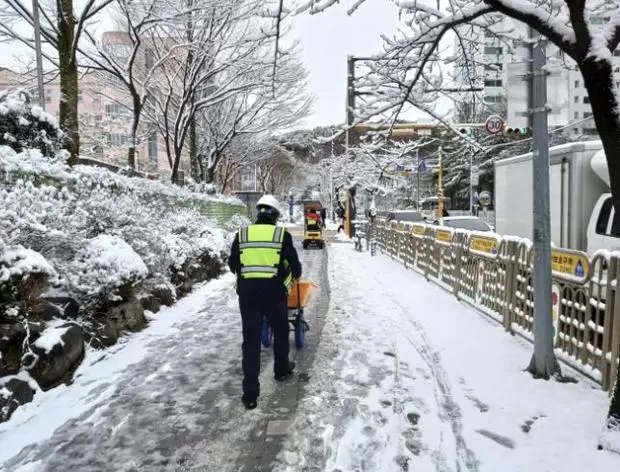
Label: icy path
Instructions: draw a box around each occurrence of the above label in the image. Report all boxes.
[0,244,328,472]
[274,243,620,472]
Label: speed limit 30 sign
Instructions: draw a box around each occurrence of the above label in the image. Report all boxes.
[485,115,504,135]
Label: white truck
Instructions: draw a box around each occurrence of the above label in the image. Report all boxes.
[494,141,618,254]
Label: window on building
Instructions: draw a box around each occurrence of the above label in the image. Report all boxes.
[148,132,157,162]
[574,96,579,103]
[585,112,593,118]
[484,95,502,103]
[484,79,502,87]
[95,114,102,122]
[615,49,620,57]
[484,46,502,55]
[574,80,580,88]
[573,128,579,134]
[583,96,590,104]
[105,133,130,147]
[45,93,52,104]
[484,63,502,71]
[574,111,579,119]
[105,103,129,117]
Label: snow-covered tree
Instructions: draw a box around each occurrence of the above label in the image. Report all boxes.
[195,50,312,184]
[0,0,115,164]
[80,0,166,169]
[139,0,298,183]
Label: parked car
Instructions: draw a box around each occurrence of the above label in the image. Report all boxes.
[387,210,425,223]
[432,216,492,232]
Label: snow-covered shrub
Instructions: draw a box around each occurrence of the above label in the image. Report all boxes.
[0,89,65,156]
[0,239,58,317]
[0,146,245,310]
[65,235,148,305]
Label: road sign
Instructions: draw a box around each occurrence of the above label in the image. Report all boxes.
[485,115,504,135]
[551,249,590,283]
[471,165,479,186]
[478,190,491,207]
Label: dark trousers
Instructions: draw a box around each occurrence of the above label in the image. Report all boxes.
[238,293,290,398]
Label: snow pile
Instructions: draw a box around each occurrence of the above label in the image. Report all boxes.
[0,239,58,310]
[0,89,64,156]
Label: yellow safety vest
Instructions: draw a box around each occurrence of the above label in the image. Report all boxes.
[238,224,293,292]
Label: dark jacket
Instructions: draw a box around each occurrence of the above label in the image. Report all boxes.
[228,215,302,299]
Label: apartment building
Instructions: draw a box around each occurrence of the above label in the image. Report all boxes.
[454,14,620,135]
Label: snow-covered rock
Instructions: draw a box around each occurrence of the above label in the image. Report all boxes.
[0,242,58,311]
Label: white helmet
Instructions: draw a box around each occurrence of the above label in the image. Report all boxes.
[256,194,281,215]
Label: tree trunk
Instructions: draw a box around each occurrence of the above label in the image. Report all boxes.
[127,91,142,169]
[206,165,216,184]
[58,0,79,164]
[581,59,620,430]
[580,59,620,236]
[189,116,198,180]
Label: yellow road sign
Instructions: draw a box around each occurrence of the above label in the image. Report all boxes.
[411,224,426,237]
[551,249,589,283]
[469,235,500,259]
[435,229,453,245]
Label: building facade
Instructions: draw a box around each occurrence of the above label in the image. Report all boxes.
[454,14,620,135]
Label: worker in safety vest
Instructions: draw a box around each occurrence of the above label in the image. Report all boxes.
[228,194,302,410]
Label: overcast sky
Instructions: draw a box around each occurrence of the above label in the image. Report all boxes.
[292,2,401,128]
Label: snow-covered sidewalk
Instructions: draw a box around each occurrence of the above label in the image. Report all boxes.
[274,244,620,472]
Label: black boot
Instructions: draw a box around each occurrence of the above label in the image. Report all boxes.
[241,393,258,410]
[274,361,296,381]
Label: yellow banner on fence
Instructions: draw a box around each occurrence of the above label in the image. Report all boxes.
[435,229,453,245]
[411,224,426,237]
[551,249,589,283]
[470,235,500,258]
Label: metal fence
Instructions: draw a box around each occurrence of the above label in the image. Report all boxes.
[374,219,620,392]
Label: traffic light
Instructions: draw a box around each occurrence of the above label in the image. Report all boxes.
[503,126,532,138]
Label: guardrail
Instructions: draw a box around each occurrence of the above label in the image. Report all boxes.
[374,219,620,392]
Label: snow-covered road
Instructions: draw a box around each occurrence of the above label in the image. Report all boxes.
[274,242,620,472]
[2,238,620,472]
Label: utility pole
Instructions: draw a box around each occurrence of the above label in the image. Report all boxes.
[345,56,357,237]
[437,146,444,218]
[526,29,560,378]
[416,148,420,209]
[345,55,356,149]
[32,0,45,110]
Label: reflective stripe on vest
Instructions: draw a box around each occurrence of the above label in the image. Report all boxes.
[238,224,285,279]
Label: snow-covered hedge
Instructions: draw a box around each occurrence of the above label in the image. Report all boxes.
[0,145,247,313]
[0,89,65,156]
